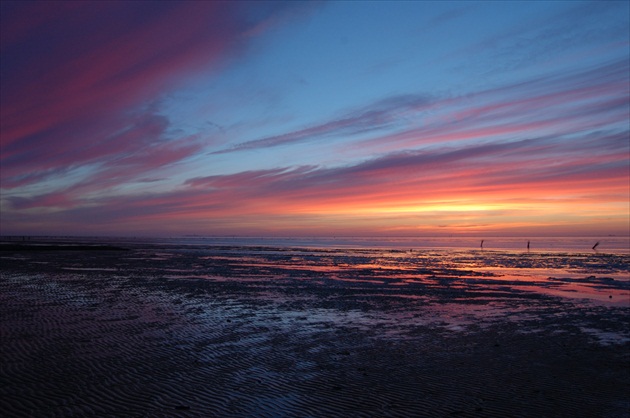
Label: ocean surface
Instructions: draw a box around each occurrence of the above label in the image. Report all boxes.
[11,234,628,253]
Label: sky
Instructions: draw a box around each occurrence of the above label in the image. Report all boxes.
[1,0,629,237]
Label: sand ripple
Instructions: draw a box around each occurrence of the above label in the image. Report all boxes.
[1,247,629,417]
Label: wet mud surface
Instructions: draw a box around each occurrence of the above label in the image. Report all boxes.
[1,244,629,417]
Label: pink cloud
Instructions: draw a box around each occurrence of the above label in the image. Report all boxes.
[1,3,627,236]
[209,59,628,162]
[5,117,626,233]
[1,2,241,143]
[185,166,317,189]
[1,2,318,230]
[148,135,628,220]
[215,95,433,153]
[8,191,74,211]
[1,1,304,189]
[1,110,202,191]
[5,142,627,235]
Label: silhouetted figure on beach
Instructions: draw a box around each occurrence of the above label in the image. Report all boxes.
[592,241,600,251]
[527,240,530,251]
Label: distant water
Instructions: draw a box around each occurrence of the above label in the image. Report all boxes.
[2,235,628,254]
[150,236,630,254]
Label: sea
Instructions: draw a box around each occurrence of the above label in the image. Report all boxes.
[149,235,630,254]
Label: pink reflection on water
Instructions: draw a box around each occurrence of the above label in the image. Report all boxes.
[513,282,629,306]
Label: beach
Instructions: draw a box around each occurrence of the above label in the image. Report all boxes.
[1,239,629,417]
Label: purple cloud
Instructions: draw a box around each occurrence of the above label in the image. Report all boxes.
[214,94,434,153]
[1,1,310,189]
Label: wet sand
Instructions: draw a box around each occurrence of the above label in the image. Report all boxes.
[1,243,629,417]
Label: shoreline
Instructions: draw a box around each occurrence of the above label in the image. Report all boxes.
[0,244,129,252]
[2,235,629,255]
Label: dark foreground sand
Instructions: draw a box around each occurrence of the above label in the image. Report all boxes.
[1,244,629,417]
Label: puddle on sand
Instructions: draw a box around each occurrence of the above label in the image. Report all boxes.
[579,327,630,346]
[512,283,629,306]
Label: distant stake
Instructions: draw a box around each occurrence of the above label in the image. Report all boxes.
[527,240,530,251]
[592,241,600,251]
[480,239,484,249]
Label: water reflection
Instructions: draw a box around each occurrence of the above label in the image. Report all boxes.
[2,243,628,344]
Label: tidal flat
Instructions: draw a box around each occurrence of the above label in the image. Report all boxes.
[1,239,629,417]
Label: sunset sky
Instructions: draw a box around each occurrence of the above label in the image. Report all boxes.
[1,1,628,237]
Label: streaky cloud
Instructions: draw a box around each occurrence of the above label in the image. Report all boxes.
[213,94,434,154]
[1,1,310,186]
[213,59,628,158]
